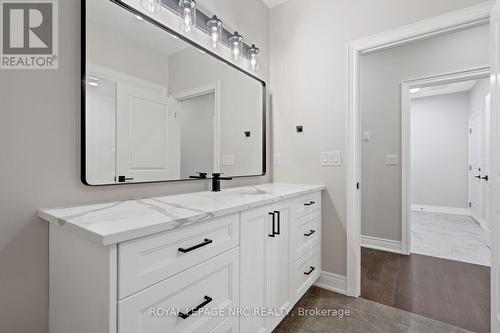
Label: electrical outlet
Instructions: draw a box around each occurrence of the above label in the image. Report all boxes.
[223,154,235,166]
[273,153,281,166]
[385,154,399,166]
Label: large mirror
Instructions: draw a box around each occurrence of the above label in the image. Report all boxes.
[83,0,266,185]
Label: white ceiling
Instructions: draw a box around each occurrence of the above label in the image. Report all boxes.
[262,0,290,9]
[411,80,478,99]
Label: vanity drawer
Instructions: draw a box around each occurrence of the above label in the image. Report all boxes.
[293,192,321,219]
[118,248,239,333]
[210,317,239,333]
[291,244,321,303]
[291,210,321,261]
[119,214,239,298]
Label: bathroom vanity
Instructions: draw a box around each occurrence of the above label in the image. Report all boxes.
[39,183,324,333]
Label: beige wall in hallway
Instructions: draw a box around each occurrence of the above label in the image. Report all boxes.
[270,0,489,276]
[0,0,269,332]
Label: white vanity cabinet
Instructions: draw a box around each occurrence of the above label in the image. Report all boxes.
[40,184,324,333]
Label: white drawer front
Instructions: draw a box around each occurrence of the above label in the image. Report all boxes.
[210,317,239,333]
[119,214,239,298]
[293,192,321,219]
[291,210,321,261]
[291,244,321,303]
[119,248,239,333]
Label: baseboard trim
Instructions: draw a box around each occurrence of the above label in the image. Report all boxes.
[411,204,470,216]
[361,235,402,254]
[314,271,347,295]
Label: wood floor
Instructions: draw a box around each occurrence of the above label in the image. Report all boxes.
[361,248,491,333]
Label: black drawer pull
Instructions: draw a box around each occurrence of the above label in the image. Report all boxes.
[178,239,213,253]
[269,212,276,237]
[178,295,213,319]
[304,230,316,237]
[304,266,315,275]
[274,211,281,236]
[304,201,315,206]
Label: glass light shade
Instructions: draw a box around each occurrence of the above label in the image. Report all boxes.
[141,0,161,13]
[248,44,260,71]
[179,0,196,33]
[229,31,243,62]
[207,15,222,49]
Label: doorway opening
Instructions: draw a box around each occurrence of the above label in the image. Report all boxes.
[407,75,491,266]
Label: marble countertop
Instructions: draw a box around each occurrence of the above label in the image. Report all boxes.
[39,183,325,246]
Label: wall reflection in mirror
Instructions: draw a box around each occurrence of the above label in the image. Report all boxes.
[84,0,265,185]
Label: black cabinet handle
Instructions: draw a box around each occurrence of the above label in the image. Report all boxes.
[482,175,489,181]
[475,175,482,179]
[269,212,276,237]
[304,201,315,206]
[178,239,213,253]
[304,267,315,275]
[178,296,213,319]
[274,211,281,236]
[304,230,316,237]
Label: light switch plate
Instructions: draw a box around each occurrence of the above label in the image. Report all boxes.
[362,131,371,142]
[273,153,281,166]
[223,154,235,166]
[385,154,399,166]
[321,151,342,166]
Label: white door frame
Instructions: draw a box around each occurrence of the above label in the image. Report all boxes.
[401,68,490,256]
[173,82,222,173]
[346,2,493,297]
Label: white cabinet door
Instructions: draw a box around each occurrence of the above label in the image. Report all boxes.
[266,204,291,331]
[240,203,291,333]
[116,83,180,182]
[240,207,270,333]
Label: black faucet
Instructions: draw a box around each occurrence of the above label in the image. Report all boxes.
[189,172,208,179]
[189,172,232,192]
[211,173,232,192]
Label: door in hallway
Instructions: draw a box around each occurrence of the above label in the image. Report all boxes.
[469,112,484,223]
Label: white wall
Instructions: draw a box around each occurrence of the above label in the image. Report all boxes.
[0,0,269,331]
[360,25,489,242]
[270,0,489,276]
[410,92,470,209]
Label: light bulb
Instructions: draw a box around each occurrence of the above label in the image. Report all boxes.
[179,0,196,33]
[207,15,222,49]
[248,44,260,71]
[229,31,243,62]
[141,0,161,13]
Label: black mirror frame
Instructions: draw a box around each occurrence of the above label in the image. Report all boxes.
[81,0,267,186]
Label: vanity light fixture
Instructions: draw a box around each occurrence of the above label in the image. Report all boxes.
[229,31,243,62]
[179,0,196,33]
[248,44,260,71]
[141,0,161,13]
[207,15,222,49]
